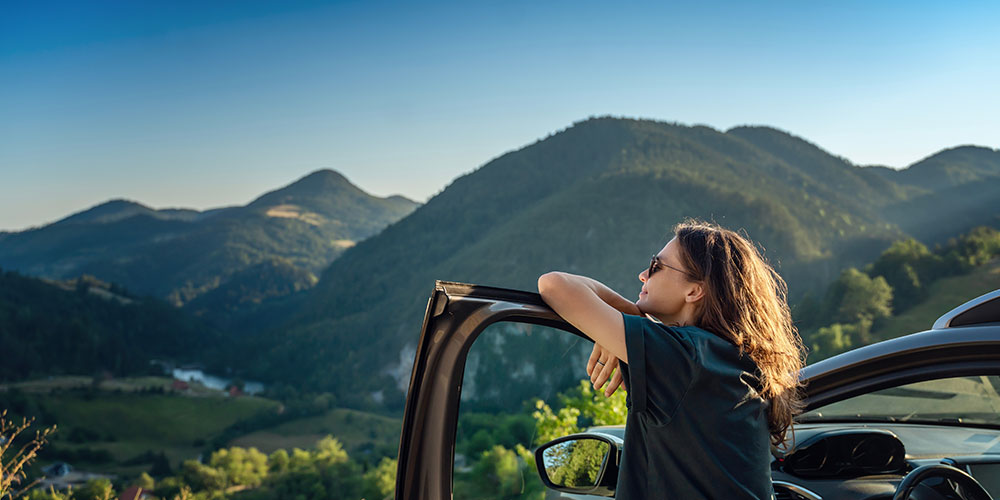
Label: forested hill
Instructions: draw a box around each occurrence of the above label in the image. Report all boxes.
[0,170,419,308]
[875,146,1000,243]
[0,269,216,381]
[880,146,1000,191]
[244,117,1000,409]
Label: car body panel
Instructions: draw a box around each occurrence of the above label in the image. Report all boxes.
[801,325,1000,411]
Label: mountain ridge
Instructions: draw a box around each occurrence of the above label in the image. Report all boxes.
[0,169,419,309]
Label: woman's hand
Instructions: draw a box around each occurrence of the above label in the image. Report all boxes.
[587,342,624,397]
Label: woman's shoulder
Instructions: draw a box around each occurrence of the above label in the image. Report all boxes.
[623,314,700,360]
[682,326,762,373]
[627,314,701,343]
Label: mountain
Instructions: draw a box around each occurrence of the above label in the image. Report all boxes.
[881,175,1000,244]
[724,126,918,206]
[0,270,217,381]
[55,199,204,225]
[183,258,316,332]
[888,146,1000,191]
[0,170,419,309]
[240,117,1000,410]
[870,146,1000,244]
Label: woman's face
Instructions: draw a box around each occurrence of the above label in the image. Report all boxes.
[636,237,701,322]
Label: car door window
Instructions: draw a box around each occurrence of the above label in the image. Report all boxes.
[453,320,596,499]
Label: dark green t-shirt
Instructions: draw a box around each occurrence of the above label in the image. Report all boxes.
[616,313,774,499]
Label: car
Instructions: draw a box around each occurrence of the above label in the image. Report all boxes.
[394,281,1000,500]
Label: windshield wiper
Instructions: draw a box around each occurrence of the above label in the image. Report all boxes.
[794,415,901,424]
[794,416,1000,429]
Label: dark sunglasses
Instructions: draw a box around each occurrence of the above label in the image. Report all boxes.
[648,255,697,280]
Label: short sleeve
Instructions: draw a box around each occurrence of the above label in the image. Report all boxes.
[621,313,699,425]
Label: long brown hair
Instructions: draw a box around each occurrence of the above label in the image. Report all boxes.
[672,219,806,446]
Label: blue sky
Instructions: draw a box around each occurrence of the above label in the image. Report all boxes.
[1,0,998,231]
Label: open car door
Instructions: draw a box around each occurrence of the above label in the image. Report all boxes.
[394,281,586,499]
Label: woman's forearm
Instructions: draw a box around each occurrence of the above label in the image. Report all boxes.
[540,272,641,316]
[585,276,642,316]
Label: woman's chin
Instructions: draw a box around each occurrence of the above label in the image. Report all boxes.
[635,298,652,315]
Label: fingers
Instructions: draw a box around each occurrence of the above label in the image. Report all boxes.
[589,344,609,384]
[605,370,624,397]
[591,351,610,385]
[588,343,623,398]
[587,342,601,378]
[593,356,617,391]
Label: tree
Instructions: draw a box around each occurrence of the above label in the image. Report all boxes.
[866,239,939,312]
[791,291,822,330]
[456,445,525,500]
[208,446,268,488]
[1,410,55,499]
[25,487,72,500]
[313,435,349,466]
[559,380,628,428]
[531,400,581,446]
[180,460,226,492]
[944,226,1000,270]
[268,449,289,474]
[361,457,397,500]
[835,269,893,326]
[74,478,115,500]
[134,472,155,492]
[149,451,172,477]
[820,268,893,331]
[810,323,854,361]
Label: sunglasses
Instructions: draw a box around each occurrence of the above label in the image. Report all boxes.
[648,255,697,280]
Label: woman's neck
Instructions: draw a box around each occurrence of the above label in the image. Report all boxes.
[651,305,698,327]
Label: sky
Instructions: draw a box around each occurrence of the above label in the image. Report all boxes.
[1,0,998,231]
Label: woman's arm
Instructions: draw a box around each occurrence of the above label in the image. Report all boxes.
[537,272,639,363]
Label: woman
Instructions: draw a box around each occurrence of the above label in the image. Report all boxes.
[537,219,805,499]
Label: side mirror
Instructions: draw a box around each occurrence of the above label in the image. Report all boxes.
[534,433,621,497]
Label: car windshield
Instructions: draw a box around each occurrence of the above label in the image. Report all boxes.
[797,375,1000,428]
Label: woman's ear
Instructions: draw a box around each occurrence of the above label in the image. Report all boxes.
[685,282,705,304]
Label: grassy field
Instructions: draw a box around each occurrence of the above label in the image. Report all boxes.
[2,377,281,475]
[3,376,401,477]
[229,407,402,462]
[45,393,279,475]
[873,258,1000,341]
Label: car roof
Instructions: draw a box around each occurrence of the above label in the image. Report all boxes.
[932,287,1000,329]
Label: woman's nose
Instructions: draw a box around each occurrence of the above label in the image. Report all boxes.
[638,269,647,283]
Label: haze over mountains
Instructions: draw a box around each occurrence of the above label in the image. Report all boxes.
[0,170,419,311]
[2,117,999,411]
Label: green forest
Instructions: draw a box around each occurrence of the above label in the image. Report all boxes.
[0,272,219,382]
